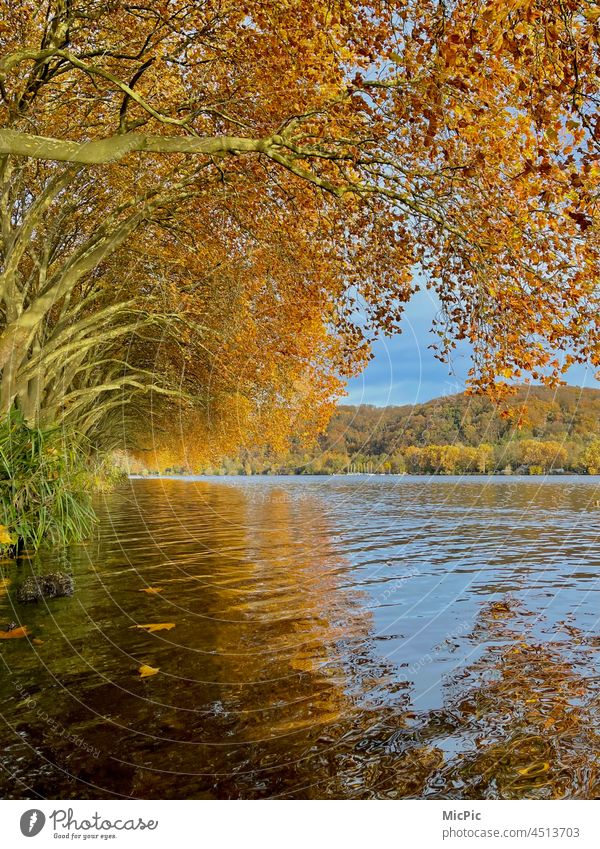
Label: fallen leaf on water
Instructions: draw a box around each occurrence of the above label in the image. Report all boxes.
[31,638,44,646]
[139,587,164,595]
[0,625,30,639]
[517,762,550,777]
[131,622,176,633]
[138,664,159,678]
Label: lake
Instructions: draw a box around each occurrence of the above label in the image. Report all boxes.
[2,475,600,799]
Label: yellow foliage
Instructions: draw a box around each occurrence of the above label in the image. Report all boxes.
[0,525,14,545]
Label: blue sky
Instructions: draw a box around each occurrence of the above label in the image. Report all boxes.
[344,287,600,407]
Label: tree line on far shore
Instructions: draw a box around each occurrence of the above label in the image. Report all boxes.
[134,386,600,476]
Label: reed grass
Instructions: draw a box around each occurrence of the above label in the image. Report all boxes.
[0,411,97,553]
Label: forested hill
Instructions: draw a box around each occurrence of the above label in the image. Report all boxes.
[323,386,600,455]
[190,385,600,475]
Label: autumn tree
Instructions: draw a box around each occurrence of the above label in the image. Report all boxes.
[0,0,599,500]
[476,444,495,474]
[518,439,568,471]
[581,440,600,474]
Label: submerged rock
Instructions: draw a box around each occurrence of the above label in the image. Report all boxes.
[16,572,74,603]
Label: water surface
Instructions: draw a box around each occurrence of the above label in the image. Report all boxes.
[2,475,600,799]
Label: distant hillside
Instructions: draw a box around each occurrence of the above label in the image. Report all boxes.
[173,386,600,475]
[321,385,600,454]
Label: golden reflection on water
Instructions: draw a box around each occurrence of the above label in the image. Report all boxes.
[1,477,600,798]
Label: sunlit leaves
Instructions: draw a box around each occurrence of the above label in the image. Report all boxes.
[0,0,599,458]
[0,525,14,546]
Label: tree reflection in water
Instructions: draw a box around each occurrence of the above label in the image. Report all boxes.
[1,479,600,798]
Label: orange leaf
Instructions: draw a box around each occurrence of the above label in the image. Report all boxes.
[138,664,159,678]
[0,626,30,639]
[131,622,175,633]
[139,586,164,595]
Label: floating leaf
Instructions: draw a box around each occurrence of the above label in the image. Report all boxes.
[31,638,44,646]
[517,762,550,777]
[0,625,30,639]
[139,586,164,595]
[131,622,176,633]
[138,664,159,678]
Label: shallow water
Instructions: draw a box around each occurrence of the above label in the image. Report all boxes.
[2,475,600,799]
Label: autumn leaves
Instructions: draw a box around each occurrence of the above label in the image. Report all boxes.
[0,623,29,639]
[131,591,176,679]
[138,664,160,679]
[0,568,174,678]
[133,623,175,679]
[0,0,599,475]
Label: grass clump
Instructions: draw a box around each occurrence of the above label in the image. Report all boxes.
[0,411,97,555]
